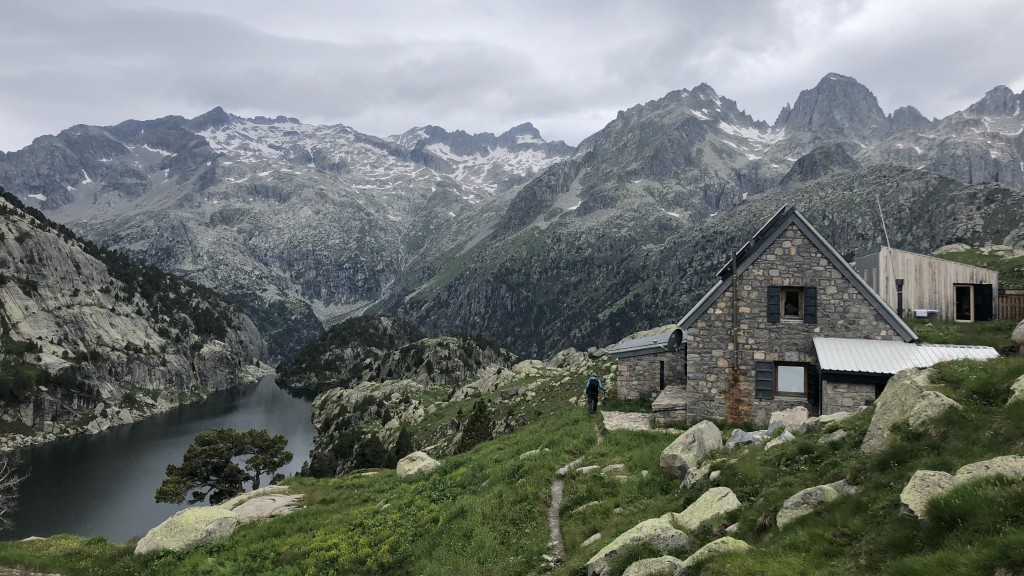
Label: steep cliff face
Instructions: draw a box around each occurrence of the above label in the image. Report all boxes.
[0,188,268,450]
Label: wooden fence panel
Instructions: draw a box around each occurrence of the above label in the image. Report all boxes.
[1000,290,1024,322]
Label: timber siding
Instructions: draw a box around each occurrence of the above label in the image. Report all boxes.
[855,248,999,321]
[684,224,905,424]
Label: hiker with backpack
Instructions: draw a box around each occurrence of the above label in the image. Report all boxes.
[584,373,606,414]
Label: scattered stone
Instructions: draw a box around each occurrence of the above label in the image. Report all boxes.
[581,533,602,547]
[622,555,686,576]
[520,448,542,460]
[818,429,849,443]
[585,517,690,576]
[576,465,601,475]
[1012,319,1024,347]
[1008,375,1024,405]
[396,451,440,478]
[602,464,626,475]
[725,522,739,535]
[572,501,601,515]
[725,428,768,448]
[679,536,751,572]
[134,507,240,555]
[709,470,721,482]
[558,457,585,477]
[682,462,712,488]
[900,470,956,519]
[828,480,859,495]
[861,368,962,454]
[501,387,520,401]
[803,410,855,432]
[776,485,841,529]
[659,420,722,479]
[954,455,1024,484]
[587,346,609,359]
[673,486,742,531]
[217,485,292,510]
[764,430,795,450]
[231,494,303,524]
[768,406,809,434]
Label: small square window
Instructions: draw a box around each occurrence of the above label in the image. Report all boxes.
[781,287,803,318]
[776,364,806,395]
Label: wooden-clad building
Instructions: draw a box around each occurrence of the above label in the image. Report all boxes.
[854,247,999,322]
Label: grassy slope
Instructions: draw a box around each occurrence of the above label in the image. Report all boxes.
[933,248,1024,290]
[4,357,1024,576]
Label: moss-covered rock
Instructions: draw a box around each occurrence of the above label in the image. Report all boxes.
[776,485,841,529]
[899,470,956,519]
[672,486,741,531]
[679,536,752,571]
[586,517,690,576]
[134,507,239,555]
[659,420,722,478]
[861,368,962,454]
[622,554,686,576]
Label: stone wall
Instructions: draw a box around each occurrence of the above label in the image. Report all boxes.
[823,381,876,414]
[684,223,905,425]
[617,351,685,400]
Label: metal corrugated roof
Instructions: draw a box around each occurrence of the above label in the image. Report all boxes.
[813,337,999,375]
[608,329,681,358]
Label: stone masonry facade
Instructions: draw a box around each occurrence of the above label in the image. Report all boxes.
[617,351,685,400]
[684,224,904,424]
[822,381,876,414]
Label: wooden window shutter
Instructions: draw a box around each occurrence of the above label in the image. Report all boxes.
[807,364,821,414]
[767,286,780,323]
[804,286,817,324]
[755,361,774,400]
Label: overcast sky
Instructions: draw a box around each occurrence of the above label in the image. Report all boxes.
[2,0,1023,152]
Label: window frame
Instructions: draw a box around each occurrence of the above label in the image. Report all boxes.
[774,363,808,396]
[780,286,804,320]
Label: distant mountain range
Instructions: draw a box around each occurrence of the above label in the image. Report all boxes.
[2,73,1022,359]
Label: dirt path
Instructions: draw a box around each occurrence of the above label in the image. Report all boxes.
[545,421,606,569]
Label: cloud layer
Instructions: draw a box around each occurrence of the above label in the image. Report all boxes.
[2,0,1022,151]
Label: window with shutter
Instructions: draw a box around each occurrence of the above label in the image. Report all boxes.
[767,286,780,323]
[804,286,817,324]
[755,361,774,399]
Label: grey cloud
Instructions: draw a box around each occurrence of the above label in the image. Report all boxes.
[1,0,1022,152]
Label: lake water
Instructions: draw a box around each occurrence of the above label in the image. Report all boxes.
[5,375,316,542]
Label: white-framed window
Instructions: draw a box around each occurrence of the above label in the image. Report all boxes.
[775,364,807,395]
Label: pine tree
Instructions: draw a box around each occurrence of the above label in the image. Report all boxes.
[455,399,493,454]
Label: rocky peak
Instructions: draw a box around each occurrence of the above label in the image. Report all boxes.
[185,106,234,132]
[891,106,933,133]
[774,73,889,141]
[497,122,544,147]
[966,85,1021,117]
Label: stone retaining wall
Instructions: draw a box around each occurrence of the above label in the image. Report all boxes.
[617,351,685,400]
[823,381,876,414]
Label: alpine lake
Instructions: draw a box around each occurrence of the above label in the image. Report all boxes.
[5,375,316,542]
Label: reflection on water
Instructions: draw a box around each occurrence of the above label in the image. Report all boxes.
[5,376,315,542]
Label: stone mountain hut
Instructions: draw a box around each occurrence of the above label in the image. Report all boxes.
[660,206,998,426]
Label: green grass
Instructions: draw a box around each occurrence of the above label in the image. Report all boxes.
[907,318,1019,353]
[5,357,1024,575]
[934,248,1024,290]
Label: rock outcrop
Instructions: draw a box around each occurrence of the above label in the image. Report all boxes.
[1008,375,1024,405]
[861,369,962,454]
[0,190,267,451]
[622,555,686,576]
[900,455,1024,520]
[396,451,440,477]
[659,420,722,478]
[679,536,752,571]
[672,486,742,531]
[586,517,690,576]
[776,484,842,528]
[134,507,240,555]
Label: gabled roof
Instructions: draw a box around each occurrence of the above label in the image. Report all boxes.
[608,328,683,359]
[677,206,918,342]
[813,337,998,375]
